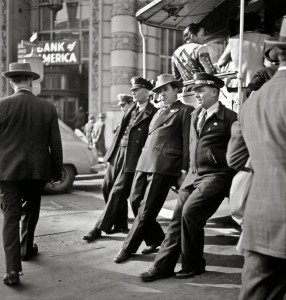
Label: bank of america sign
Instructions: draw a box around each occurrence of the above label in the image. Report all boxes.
[18,40,80,65]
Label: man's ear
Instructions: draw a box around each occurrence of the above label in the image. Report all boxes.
[9,80,15,90]
[212,88,218,97]
[190,33,195,40]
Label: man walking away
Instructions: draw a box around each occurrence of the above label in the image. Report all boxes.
[0,62,63,285]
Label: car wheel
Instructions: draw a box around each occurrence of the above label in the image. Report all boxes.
[44,165,76,194]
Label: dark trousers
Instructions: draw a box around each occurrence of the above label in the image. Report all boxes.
[122,171,176,253]
[239,250,286,300]
[97,146,133,232]
[0,180,45,273]
[154,173,231,272]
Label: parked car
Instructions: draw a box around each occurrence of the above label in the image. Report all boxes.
[44,119,99,194]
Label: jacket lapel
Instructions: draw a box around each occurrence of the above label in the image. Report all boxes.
[149,101,182,133]
[190,107,202,138]
[119,104,136,131]
[133,101,154,126]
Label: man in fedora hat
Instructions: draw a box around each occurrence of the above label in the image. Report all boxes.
[227,16,286,300]
[82,76,157,242]
[92,112,106,157]
[139,72,237,281]
[114,74,194,263]
[0,62,63,285]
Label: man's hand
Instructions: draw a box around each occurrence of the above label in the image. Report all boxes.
[177,171,187,188]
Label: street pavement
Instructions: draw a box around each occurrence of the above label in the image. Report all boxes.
[0,178,244,300]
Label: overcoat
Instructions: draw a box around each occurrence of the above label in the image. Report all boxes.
[136,100,193,176]
[104,102,157,172]
[227,70,286,259]
[0,90,63,181]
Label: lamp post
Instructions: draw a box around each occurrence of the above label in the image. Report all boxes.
[48,0,63,22]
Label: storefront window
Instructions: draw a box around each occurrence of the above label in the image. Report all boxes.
[160,29,183,74]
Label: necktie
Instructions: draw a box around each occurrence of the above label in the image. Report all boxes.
[197,110,207,134]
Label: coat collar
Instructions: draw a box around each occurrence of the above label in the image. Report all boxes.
[191,101,225,121]
[149,100,183,132]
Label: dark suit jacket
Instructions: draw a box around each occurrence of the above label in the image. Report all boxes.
[0,90,63,181]
[226,69,286,259]
[104,101,157,173]
[182,102,237,188]
[136,100,194,176]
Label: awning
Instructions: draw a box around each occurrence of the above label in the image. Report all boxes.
[136,0,243,32]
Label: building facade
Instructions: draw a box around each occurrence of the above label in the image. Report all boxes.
[0,0,185,147]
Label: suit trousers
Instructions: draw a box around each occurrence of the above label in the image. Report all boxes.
[154,173,231,273]
[98,146,133,232]
[0,180,46,273]
[122,171,176,253]
[239,250,286,300]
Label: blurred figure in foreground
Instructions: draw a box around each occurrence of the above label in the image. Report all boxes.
[227,17,286,300]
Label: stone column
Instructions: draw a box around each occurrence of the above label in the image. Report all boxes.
[88,0,99,116]
[104,0,138,148]
[110,0,138,104]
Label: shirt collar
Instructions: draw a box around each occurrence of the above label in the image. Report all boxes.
[14,88,31,93]
[137,101,148,111]
[198,101,219,119]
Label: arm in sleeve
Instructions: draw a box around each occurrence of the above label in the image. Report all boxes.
[217,43,231,69]
[197,45,216,74]
[226,120,249,170]
[172,56,182,81]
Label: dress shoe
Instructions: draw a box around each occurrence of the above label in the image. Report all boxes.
[175,267,205,279]
[139,266,174,282]
[21,244,38,261]
[141,244,160,255]
[3,271,20,285]
[82,228,101,242]
[113,249,131,263]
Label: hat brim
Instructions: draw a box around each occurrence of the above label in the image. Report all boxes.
[265,37,286,48]
[152,80,183,93]
[130,84,151,91]
[192,83,222,90]
[2,70,40,80]
[117,100,131,106]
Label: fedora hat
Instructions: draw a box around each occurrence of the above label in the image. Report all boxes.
[117,93,133,106]
[265,16,286,48]
[152,74,183,93]
[130,77,153,91]
[2,62,40,80]
[192,73,224,90]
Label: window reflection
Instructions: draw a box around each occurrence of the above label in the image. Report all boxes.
[160,29,183,74]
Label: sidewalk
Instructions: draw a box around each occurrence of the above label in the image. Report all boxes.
[0,187,243,300]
